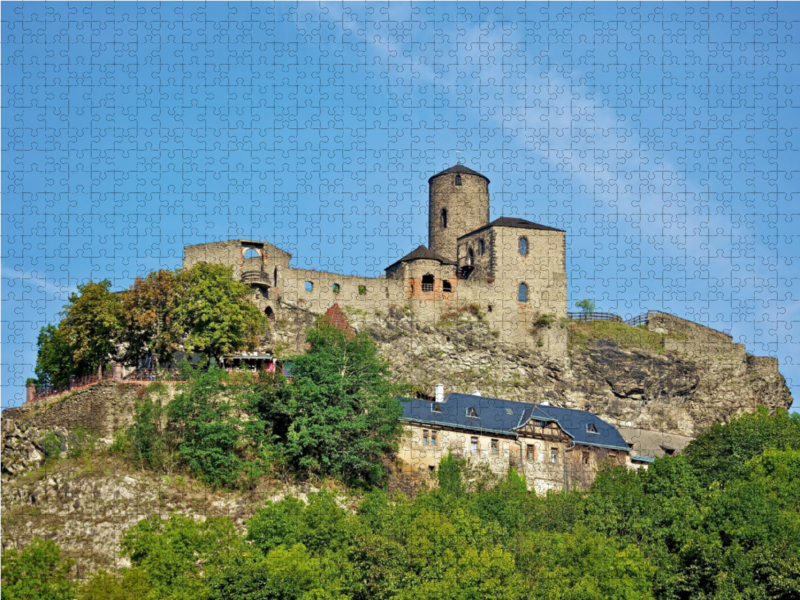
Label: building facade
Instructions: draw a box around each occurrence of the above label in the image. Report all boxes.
[397,393,631,495]
[183,164,568,357]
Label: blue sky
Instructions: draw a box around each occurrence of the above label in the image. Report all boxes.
[2,2,798,412]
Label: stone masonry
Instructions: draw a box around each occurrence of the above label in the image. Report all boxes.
[183,164,570,357]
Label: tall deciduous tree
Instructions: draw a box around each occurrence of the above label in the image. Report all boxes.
[174,262,266,360]
[262,321,404,487]
[62,279,123,374]
[34,324,75,388]
[122,269,183,370]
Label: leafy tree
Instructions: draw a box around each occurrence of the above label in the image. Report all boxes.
[206,544,345,600]
[1,537,76,600]
[174,262,267,360]
[122,269,183,371]
[575,299,595,313]
[683,407,800,488]
[62,279,123,374]
[129,385,170,470]
[436,450,466,498]
[246,492,358,556]
[517,528,656,600]
[33,324,75,389]
[261,321,404,486]
[167,367,267,488]
[120,514,242,600]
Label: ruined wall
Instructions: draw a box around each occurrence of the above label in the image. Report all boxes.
[278,268,405,316]
[428,172,490,262]
[183,239,291,282]
[1,382,179,440]
[649,312,752,368]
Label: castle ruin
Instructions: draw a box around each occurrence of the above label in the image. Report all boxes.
[183,165,569,356]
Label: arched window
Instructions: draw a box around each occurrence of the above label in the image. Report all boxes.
[305,281,313,292]
[442,280,452,293]
[441,208,448,228]
[519,237,528,256]
[468,247,475,266]
[518,283,528,303]
[273,267,278,287]
[244,248,260,259]
[421,274,434,292]
[479,239,485,255]
[455,174,462,186]
[332,283,340,294]
[265,307,275,319]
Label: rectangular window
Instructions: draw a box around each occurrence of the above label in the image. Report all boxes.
[422,430,429,446]
[526,444,535,460]
[550,448,558,464]
[431,431,437,447]
[583,452,590,466]
[471,437,479,454]
[491,439,499,455]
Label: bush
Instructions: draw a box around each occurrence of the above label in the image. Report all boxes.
[1,537,76,600]
[66,426,100,459]
[41,430,65,459]
[533,314,556,329]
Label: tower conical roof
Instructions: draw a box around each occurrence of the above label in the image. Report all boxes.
[428,164,490,184]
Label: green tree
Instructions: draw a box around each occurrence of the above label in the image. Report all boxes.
[261,321,404,486]
[62,280,123,374]
[1,538,76,600]
[206,544,345,600]
[120,514,242,600]
[575,299,595,313]
[174,262,267,360]
[246,492,358,556]
[122,269,183,371]
[167,366,267,487]
[128,384,171,471]
[517,528,656,600]
[683,407,800,488]
[33,324,75,389]
[436,450,466,498]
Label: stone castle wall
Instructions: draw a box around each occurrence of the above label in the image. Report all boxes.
[428,172,490,262]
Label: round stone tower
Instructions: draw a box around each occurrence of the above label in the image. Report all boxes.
[428,165,490,262]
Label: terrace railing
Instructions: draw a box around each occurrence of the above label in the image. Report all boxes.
[33,370,113,401]
[567,312,623,322]
[122,368,184,383]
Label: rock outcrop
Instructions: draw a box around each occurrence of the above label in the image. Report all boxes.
[339,307,792,438]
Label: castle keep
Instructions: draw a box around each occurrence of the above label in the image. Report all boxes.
[183,165,568,356]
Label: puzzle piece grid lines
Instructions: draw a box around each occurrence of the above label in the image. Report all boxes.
[2,2,799,413]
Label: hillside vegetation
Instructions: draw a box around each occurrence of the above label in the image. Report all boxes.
[3,408,799,600]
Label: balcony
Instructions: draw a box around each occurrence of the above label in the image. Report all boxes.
[241,270,270,287]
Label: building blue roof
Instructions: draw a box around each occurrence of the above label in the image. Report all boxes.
[398,393,631,452]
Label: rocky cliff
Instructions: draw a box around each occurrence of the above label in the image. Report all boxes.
[322,306,792,438]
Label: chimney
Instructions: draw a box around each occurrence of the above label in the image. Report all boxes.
[435,384,444,403]
[472,390,481,396]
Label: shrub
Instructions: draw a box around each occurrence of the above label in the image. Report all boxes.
[41,430,65,459]
[533,314,556,329]
[1,537,76,600]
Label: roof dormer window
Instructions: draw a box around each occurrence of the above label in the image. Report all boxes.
[431,403,442,413]
[587,423,598,434]
[466,407,479,418]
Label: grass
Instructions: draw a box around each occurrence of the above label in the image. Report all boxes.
[568,321,686,353]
